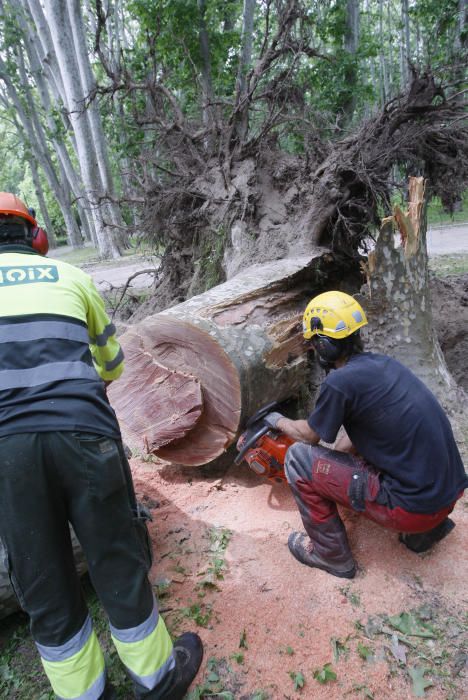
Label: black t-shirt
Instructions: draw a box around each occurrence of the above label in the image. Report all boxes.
[307,352,468,513]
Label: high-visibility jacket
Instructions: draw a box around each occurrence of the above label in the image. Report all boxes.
[0,245,123,437]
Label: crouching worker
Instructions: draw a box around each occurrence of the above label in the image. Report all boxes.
[0,193,203,699]
[265,291,467,579]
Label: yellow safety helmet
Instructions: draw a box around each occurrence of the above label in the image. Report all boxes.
[303,291,367,340]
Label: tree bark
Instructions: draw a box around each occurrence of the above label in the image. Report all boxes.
[400,0,410,88]
[67,0,126,247]
[43,0,123,258]
[341,0,360,124]
[197,0,215,132]
[233,0,256,144]
[29,158,57,248]
[108,252,353,466]
[0,57,83,248]
[363,177,463,406]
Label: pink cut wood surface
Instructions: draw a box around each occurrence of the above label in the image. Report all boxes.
[134,317,241,465]
[108,317,241,465]
[107,332,203,452]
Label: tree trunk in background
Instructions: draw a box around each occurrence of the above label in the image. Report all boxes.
[18,0,94,247]
[108,252,356,467]
[67,0,126,248]
[197,0,215,131]
[453,0,467,103]
[44,0,123,258]
[400,0,410,89]
[29,159,57,248]
[341,0,360,124]
[0,59,83,248]
[233,0,256,144]
[378,0,389,104]
[363,177,463,407]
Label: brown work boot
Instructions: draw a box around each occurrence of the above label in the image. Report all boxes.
[399,517,455,553]
[288,532,356,579]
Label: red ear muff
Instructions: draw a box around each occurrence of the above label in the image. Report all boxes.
[32,226,49,255]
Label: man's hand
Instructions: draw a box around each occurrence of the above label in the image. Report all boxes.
[274,417,321,445]
[263,412,285,430]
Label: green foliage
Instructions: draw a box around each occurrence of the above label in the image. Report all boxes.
[288,670,305,690]
[331,635,350,662]
[427,192,468,225]
[313,662,337,684]
[429,253,468,278]
[197,526,232,588]
[386,612,435,639]
[408,666,433,697]
[181,601,213,627]
[357,641,373,661]
[186,656,236,700]
[353,605,466,698]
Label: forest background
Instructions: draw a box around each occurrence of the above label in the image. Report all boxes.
[0,3,467,699]
[0,0,466,309]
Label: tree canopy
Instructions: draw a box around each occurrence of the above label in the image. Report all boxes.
[0,0,465,272]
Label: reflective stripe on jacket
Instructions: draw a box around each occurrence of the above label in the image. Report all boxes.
[0,247,124,383]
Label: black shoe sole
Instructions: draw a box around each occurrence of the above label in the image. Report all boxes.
[399,518,455,553]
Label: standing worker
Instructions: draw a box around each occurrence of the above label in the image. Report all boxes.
[0,193,203,699]
[264,291,467,578]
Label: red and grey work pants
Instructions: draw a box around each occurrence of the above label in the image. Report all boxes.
[285,443,457,565]
[0,431,175,700]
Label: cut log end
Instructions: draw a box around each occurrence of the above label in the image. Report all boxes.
[109,317,241,465]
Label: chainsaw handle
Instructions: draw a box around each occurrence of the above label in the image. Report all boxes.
[245,401,281,429]
[234,424,271,465]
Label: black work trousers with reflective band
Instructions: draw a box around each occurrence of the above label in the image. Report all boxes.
[0,432,174,700]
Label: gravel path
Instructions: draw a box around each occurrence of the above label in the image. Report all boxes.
[51,223,468,292]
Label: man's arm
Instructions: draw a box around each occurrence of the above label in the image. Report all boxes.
[275,417,321,445]
[335,431,357,454]
[84,274,125,383]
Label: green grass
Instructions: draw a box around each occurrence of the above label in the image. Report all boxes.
[429,252,468,277]
[426,192,468,226]
[0,577,134,699]
[49,245,101,266]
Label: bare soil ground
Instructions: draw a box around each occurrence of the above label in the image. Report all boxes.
[122,270,468,700]
[131,443,467,700]
[0,256,466,700]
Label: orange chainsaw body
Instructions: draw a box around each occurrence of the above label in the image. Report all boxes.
[236,430,296,483]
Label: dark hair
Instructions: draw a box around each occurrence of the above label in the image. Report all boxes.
[343,331,364,358]
[0,220,32,246]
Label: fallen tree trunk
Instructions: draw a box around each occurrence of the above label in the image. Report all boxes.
[109,250,361,465]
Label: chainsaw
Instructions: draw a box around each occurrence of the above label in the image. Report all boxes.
[234,402,296,482]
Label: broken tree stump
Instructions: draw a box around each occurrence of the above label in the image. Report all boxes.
[363,176,462,405]
[108,251,359,466]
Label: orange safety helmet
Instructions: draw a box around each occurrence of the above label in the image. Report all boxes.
[0,192,37,226]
